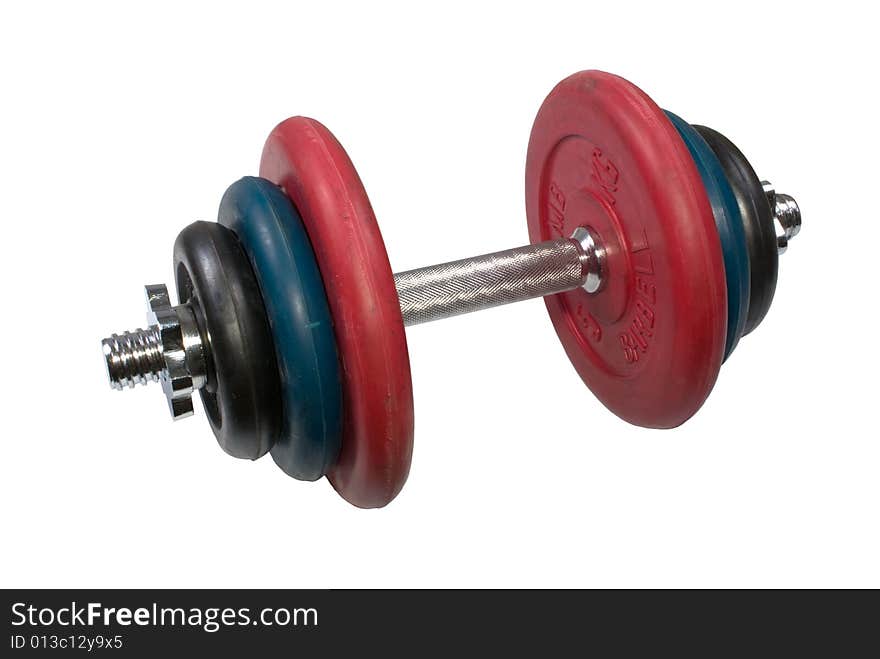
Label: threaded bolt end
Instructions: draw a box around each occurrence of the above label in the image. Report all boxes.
[102,327,165,390]
[774,193,801,241]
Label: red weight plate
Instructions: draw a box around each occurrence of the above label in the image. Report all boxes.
[526,71,726,428]
[260,117,414,508]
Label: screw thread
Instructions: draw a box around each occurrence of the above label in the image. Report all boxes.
[774,193,801,241]
[102,327,165,390]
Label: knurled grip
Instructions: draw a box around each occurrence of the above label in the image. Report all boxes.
[394,238,587,326]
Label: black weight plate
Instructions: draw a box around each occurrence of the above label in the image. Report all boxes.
[694,125,778,335]
[174,221,281,459]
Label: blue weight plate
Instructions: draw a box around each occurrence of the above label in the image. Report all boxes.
[665,111,750,360]
[219,177,342,480]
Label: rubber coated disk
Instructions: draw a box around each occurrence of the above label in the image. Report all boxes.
[219,177,343,481]
[526,71,727,428]
[665,112,750,360]
[694,125,778,335]
[260,117,414,508]
[174,221,282,459]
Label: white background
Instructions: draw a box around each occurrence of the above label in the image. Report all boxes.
[1,1,876,588]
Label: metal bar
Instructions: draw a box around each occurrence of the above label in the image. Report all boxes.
[394,237,590,326]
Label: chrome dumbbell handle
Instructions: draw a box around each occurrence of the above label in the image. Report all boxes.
[394,228,603,326]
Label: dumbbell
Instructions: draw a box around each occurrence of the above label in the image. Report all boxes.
[101,70,801,508]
